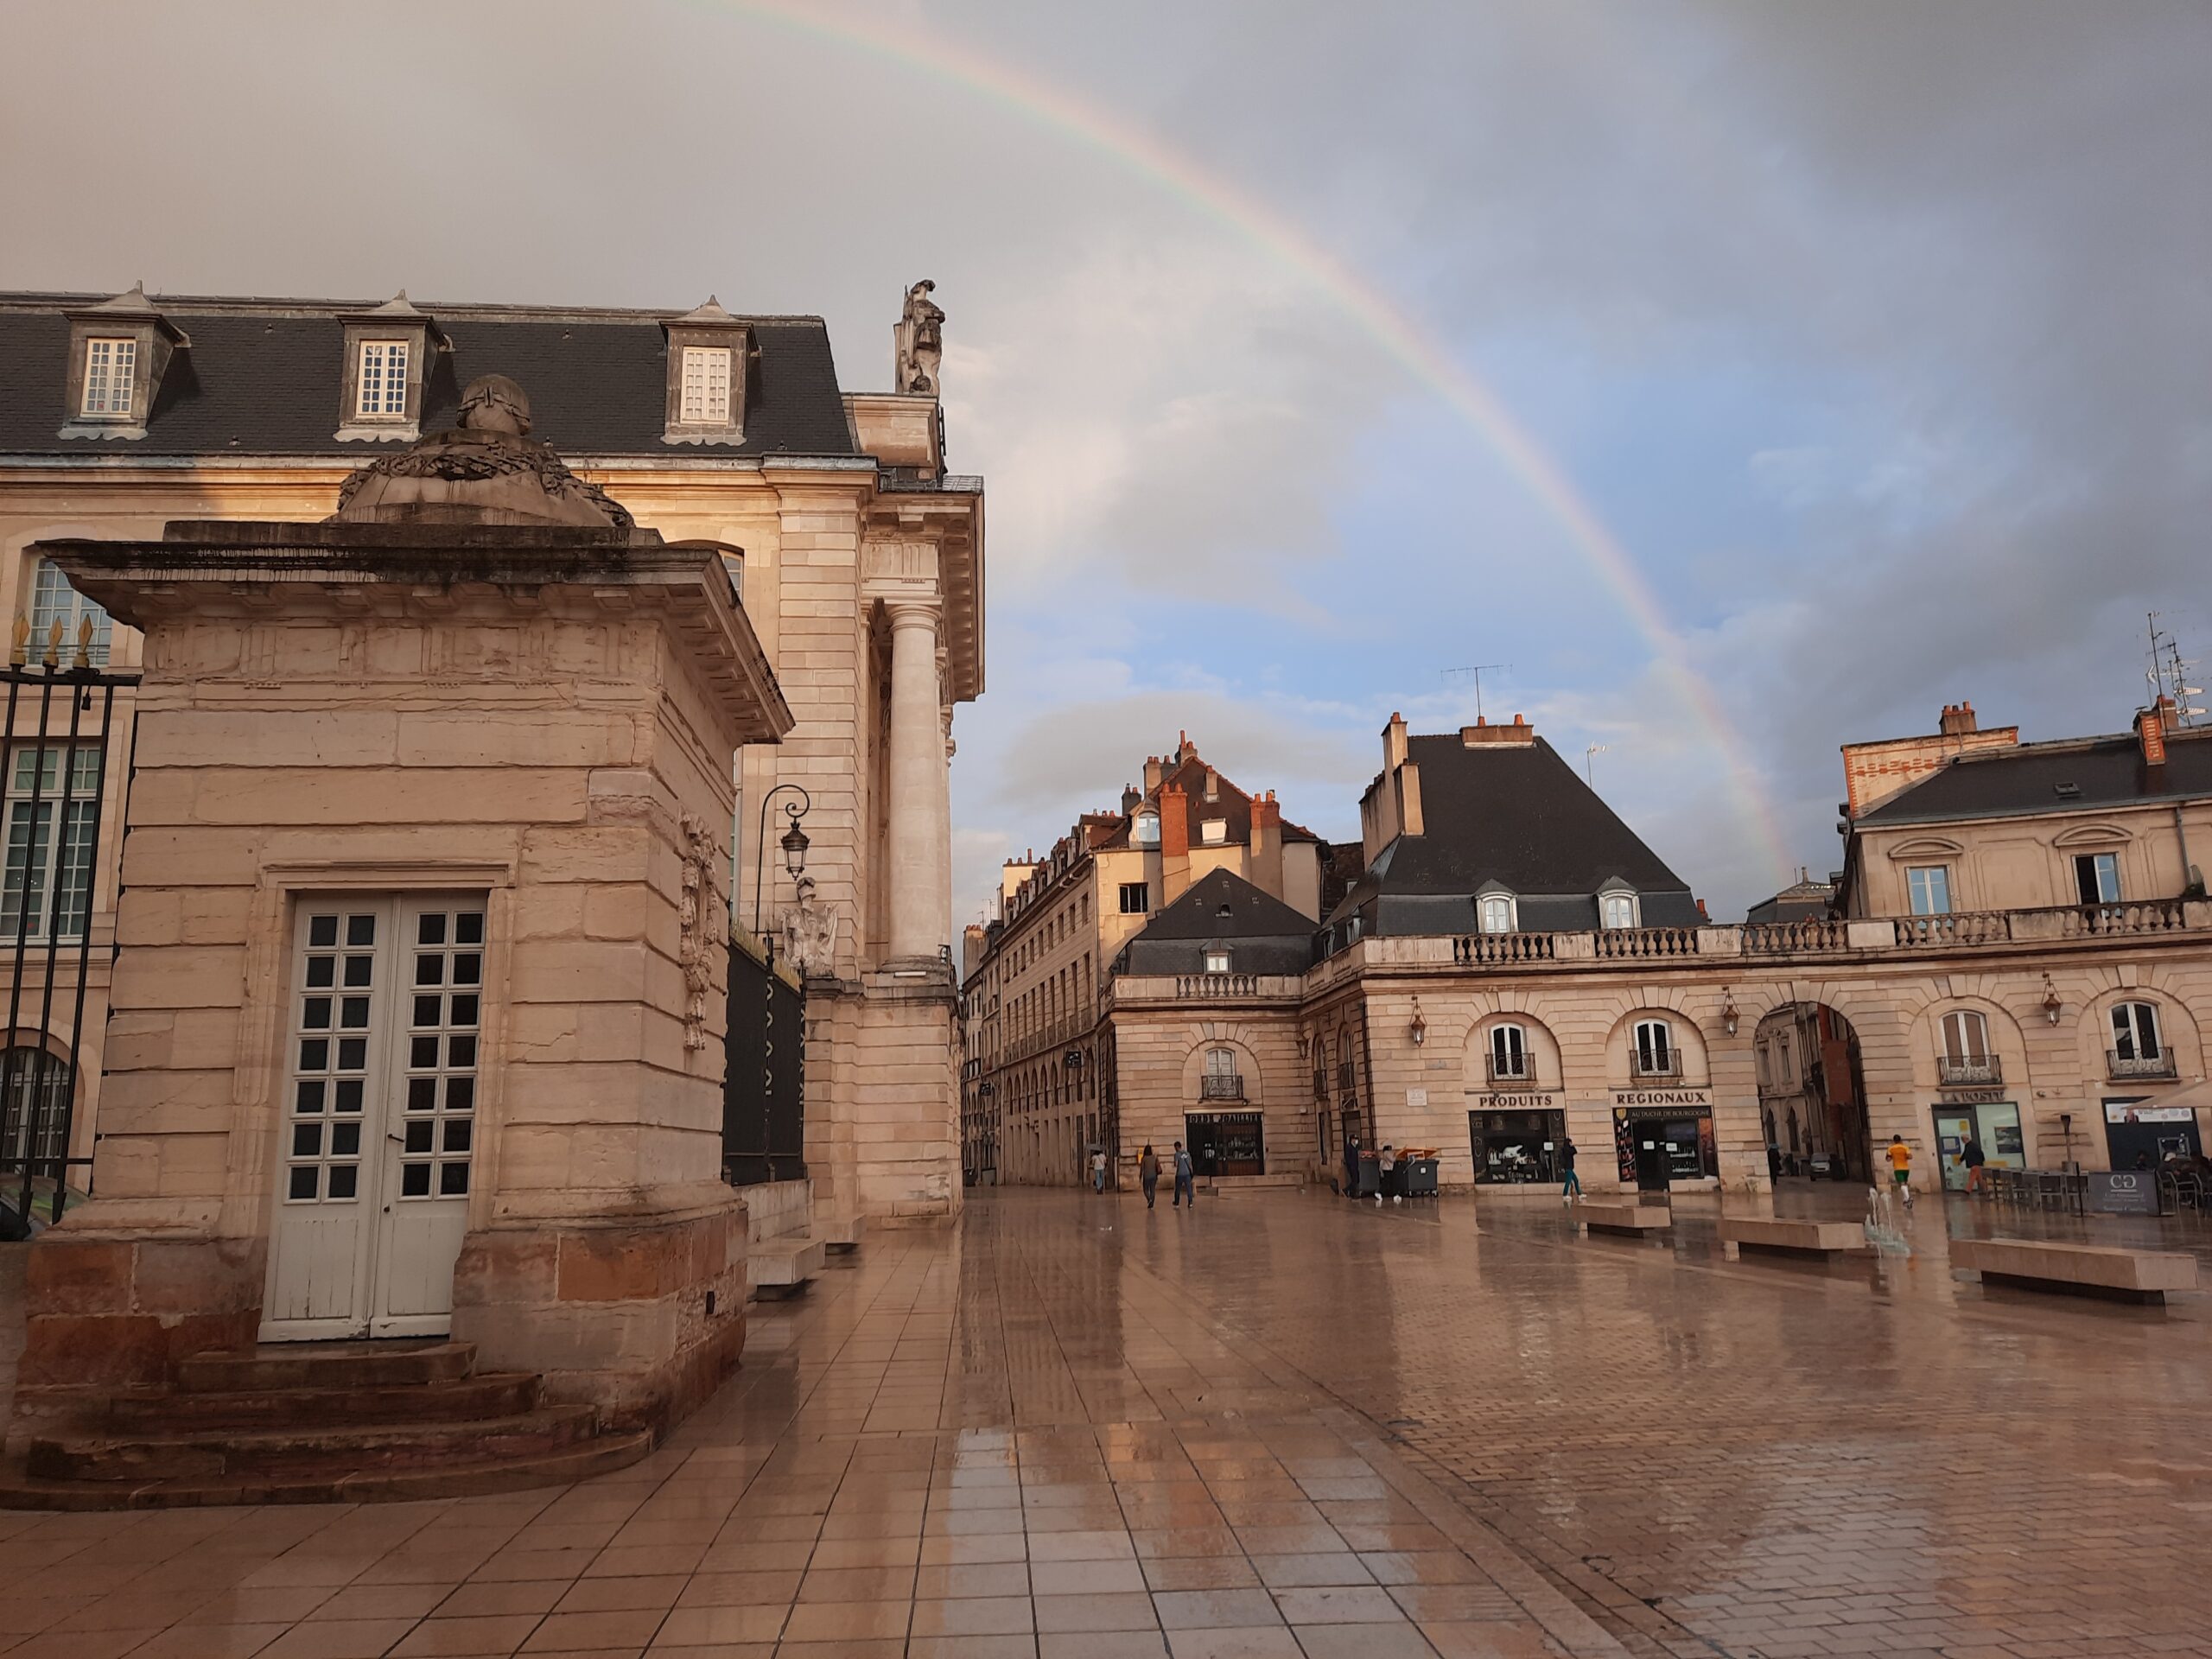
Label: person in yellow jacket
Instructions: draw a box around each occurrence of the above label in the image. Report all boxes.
[1885,1134,1915,1206]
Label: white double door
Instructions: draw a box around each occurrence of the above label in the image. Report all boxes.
[262,894,485,1341]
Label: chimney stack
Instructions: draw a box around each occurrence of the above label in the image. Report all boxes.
[1939,702,1978,736]
[1121,784,1141,816]
[2138,696,2173,767]
[1143,753,1164,793]
[1158,782,1192,906]
[1249,791,1283,899]
[1382,711,1408,770]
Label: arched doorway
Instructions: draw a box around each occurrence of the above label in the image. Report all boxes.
[1752,1002,1870,1182]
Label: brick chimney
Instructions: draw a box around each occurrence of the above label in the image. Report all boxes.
[1461,714,1536,747]
[1382,711,1408,770]
[1143,754,1164,793]
[1249,791,1283,899]
[1121,784,1141,816]
[1939,702,1978,736]
[2138,696,2173,767]
[1158,781,1192,905]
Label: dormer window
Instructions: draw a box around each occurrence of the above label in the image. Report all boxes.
[354,340,410,419]
[61,284,187,441]
[1134,813,1160,846]
[680,347,733,423]
[80,338,137,416]
[336,294,439,442]
[1600,888,1639,930]
[663,296,749,444]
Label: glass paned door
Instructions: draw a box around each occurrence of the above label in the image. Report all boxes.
[263,895,485,1340]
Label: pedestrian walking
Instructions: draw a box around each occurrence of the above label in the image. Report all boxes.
[1961,1135,1987,1194]
[1090,1147,1107,1193]
[1139,1143,1160,1208]
[1560,1137,1581,1202]
[1885,1133,1914,1206]
[1172,1140,1195,1208]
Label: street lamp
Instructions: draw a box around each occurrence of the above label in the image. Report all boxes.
[2041,972,2062,1027]
[1720,989,1740,1037]
[1408,997,1427,1047]
[753,783,811,952]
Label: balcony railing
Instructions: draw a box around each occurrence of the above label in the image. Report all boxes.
[2109,1049,2178,1081]
[1742,918,1848,954]
[1484,1052,1534,1084]
[1629,1051,1682,1080]
[1937,1056,2003,1087]
[1199,1073,1246,1101]
[1596,926,1701,959]
[1456,931,1556,964]
[1174,972,1257,999]
[1896,899,2193,950]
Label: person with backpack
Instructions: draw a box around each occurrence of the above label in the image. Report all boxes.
[1172,1140,1195,1208]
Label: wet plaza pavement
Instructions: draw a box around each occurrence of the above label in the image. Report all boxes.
[4,1184,2212,1659]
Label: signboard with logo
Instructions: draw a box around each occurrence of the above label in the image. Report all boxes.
[2087,1170,2162,1215]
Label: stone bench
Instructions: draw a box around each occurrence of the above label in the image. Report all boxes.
[817,1214,864,1255]
[747,1236,826,1299]
[1952,1236,2198,1305]
[1573,1200,1671,1238]
[1719,1217,1870,1260]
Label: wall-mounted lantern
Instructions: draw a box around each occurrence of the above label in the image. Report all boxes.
[1408,997,1427,1047]
[1720,988,1740,1038]
[2041,973,2063,1027]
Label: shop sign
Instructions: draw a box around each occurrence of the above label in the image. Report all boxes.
[1939,1086,2005,1104]
[1612,1089,1712,1109]
[2086,1171,2162,1215]
[1476,1090,1557,1109]
[2104,1102,2196,1124]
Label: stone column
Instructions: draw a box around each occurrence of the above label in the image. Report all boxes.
[886,599,950,963]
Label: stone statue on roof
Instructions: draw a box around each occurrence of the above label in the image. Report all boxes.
[894,280,944,395]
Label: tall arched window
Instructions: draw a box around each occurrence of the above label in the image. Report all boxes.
[1632,1018,1676,1077]
[1489,1022,1529,1082]
[1202,1046,1241,1100]
[1479,894,1516,934]
[1939,1010,1990,1062]
[2110,1001,2171,1077]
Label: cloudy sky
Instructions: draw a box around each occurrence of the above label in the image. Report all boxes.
[6,1,2207,924]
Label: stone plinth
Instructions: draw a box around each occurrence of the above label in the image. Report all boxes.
[1573,1200,1672,1237]
[1953,1236,2197,1304]
[15,459,791,1451]
[1719,1217,1870,1258]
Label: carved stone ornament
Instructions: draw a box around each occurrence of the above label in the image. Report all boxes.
[333,373,637,531]
[779,876,840,977]
[677,812,728,1051]
[894,280,944,395]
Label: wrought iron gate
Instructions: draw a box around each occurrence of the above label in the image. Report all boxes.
[0,660,138,1225]
[721,937,805,1185]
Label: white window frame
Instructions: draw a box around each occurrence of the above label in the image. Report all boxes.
[1204,1046,1236,1079]
[1204,948,1230,974]
[2111,1001,2162,1061]
[1489,1021,1528,1079]
[1478,894,1516,934]
[28,560,113,668]
[1632,1018,1675,1075]
[1117,881,1147,915]
[678,346,733,424]
[1600,891,1638,930]
[1939,1009,1990,1064]
[2074,851,2121,905]
[80,336,137,417]
[1200,818,1228,845]
[1134,813,1160,846]
[354,340,410,420]
[1906,865,1952,916]
[1,747,104,944]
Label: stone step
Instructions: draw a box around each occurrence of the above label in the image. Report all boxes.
[175,1339,477,1395]
[27,1403,597,1484]
[108,1372,540,1433]
[0,1430,656,1510]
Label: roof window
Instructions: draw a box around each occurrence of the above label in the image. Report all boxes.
[662,296,750,445]
[60,284,188,441]
[336,293,441,442]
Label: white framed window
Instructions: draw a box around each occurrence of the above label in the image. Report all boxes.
[679,346,733,423]
[1906,866,1951,916]
[2073,852,2121,905]
[1134,813,1160,846]
[28,561,112,668]
[1632,1018,1675,1076]
[0,747,103,944]
[355,340,410,419]
[1204,948,1230,974]
[1118,882,1147,914]
[2111,1001,2162,1062]
[1489,1022,1528,1080]
[80,337,137,416]
[1601,891,1638,929]
[1479,894,1515,934]
[1200,818,1227,845]
[1939,1010,1990,1065]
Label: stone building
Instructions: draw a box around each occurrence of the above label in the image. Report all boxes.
[0,283,984,1230]
[958,734,1325,1186]
[1097,700,2212,1195]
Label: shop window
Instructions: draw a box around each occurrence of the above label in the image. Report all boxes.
[1906,865,1952,916]
[2073,852,2121,905]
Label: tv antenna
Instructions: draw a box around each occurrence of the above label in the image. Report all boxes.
[2146,612,2206,727]
[1584,744,1610,785]
[1442,664,1510,721]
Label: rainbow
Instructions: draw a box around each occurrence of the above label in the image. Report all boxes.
[692,0,1795,885]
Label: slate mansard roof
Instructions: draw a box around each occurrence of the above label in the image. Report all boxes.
[1857,728,2212,826]
[0,293,859,459]
[1117,869,1317,978]
[1332,733,1700,939]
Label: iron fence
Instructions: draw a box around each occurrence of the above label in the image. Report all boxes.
[722,939,805,1185]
